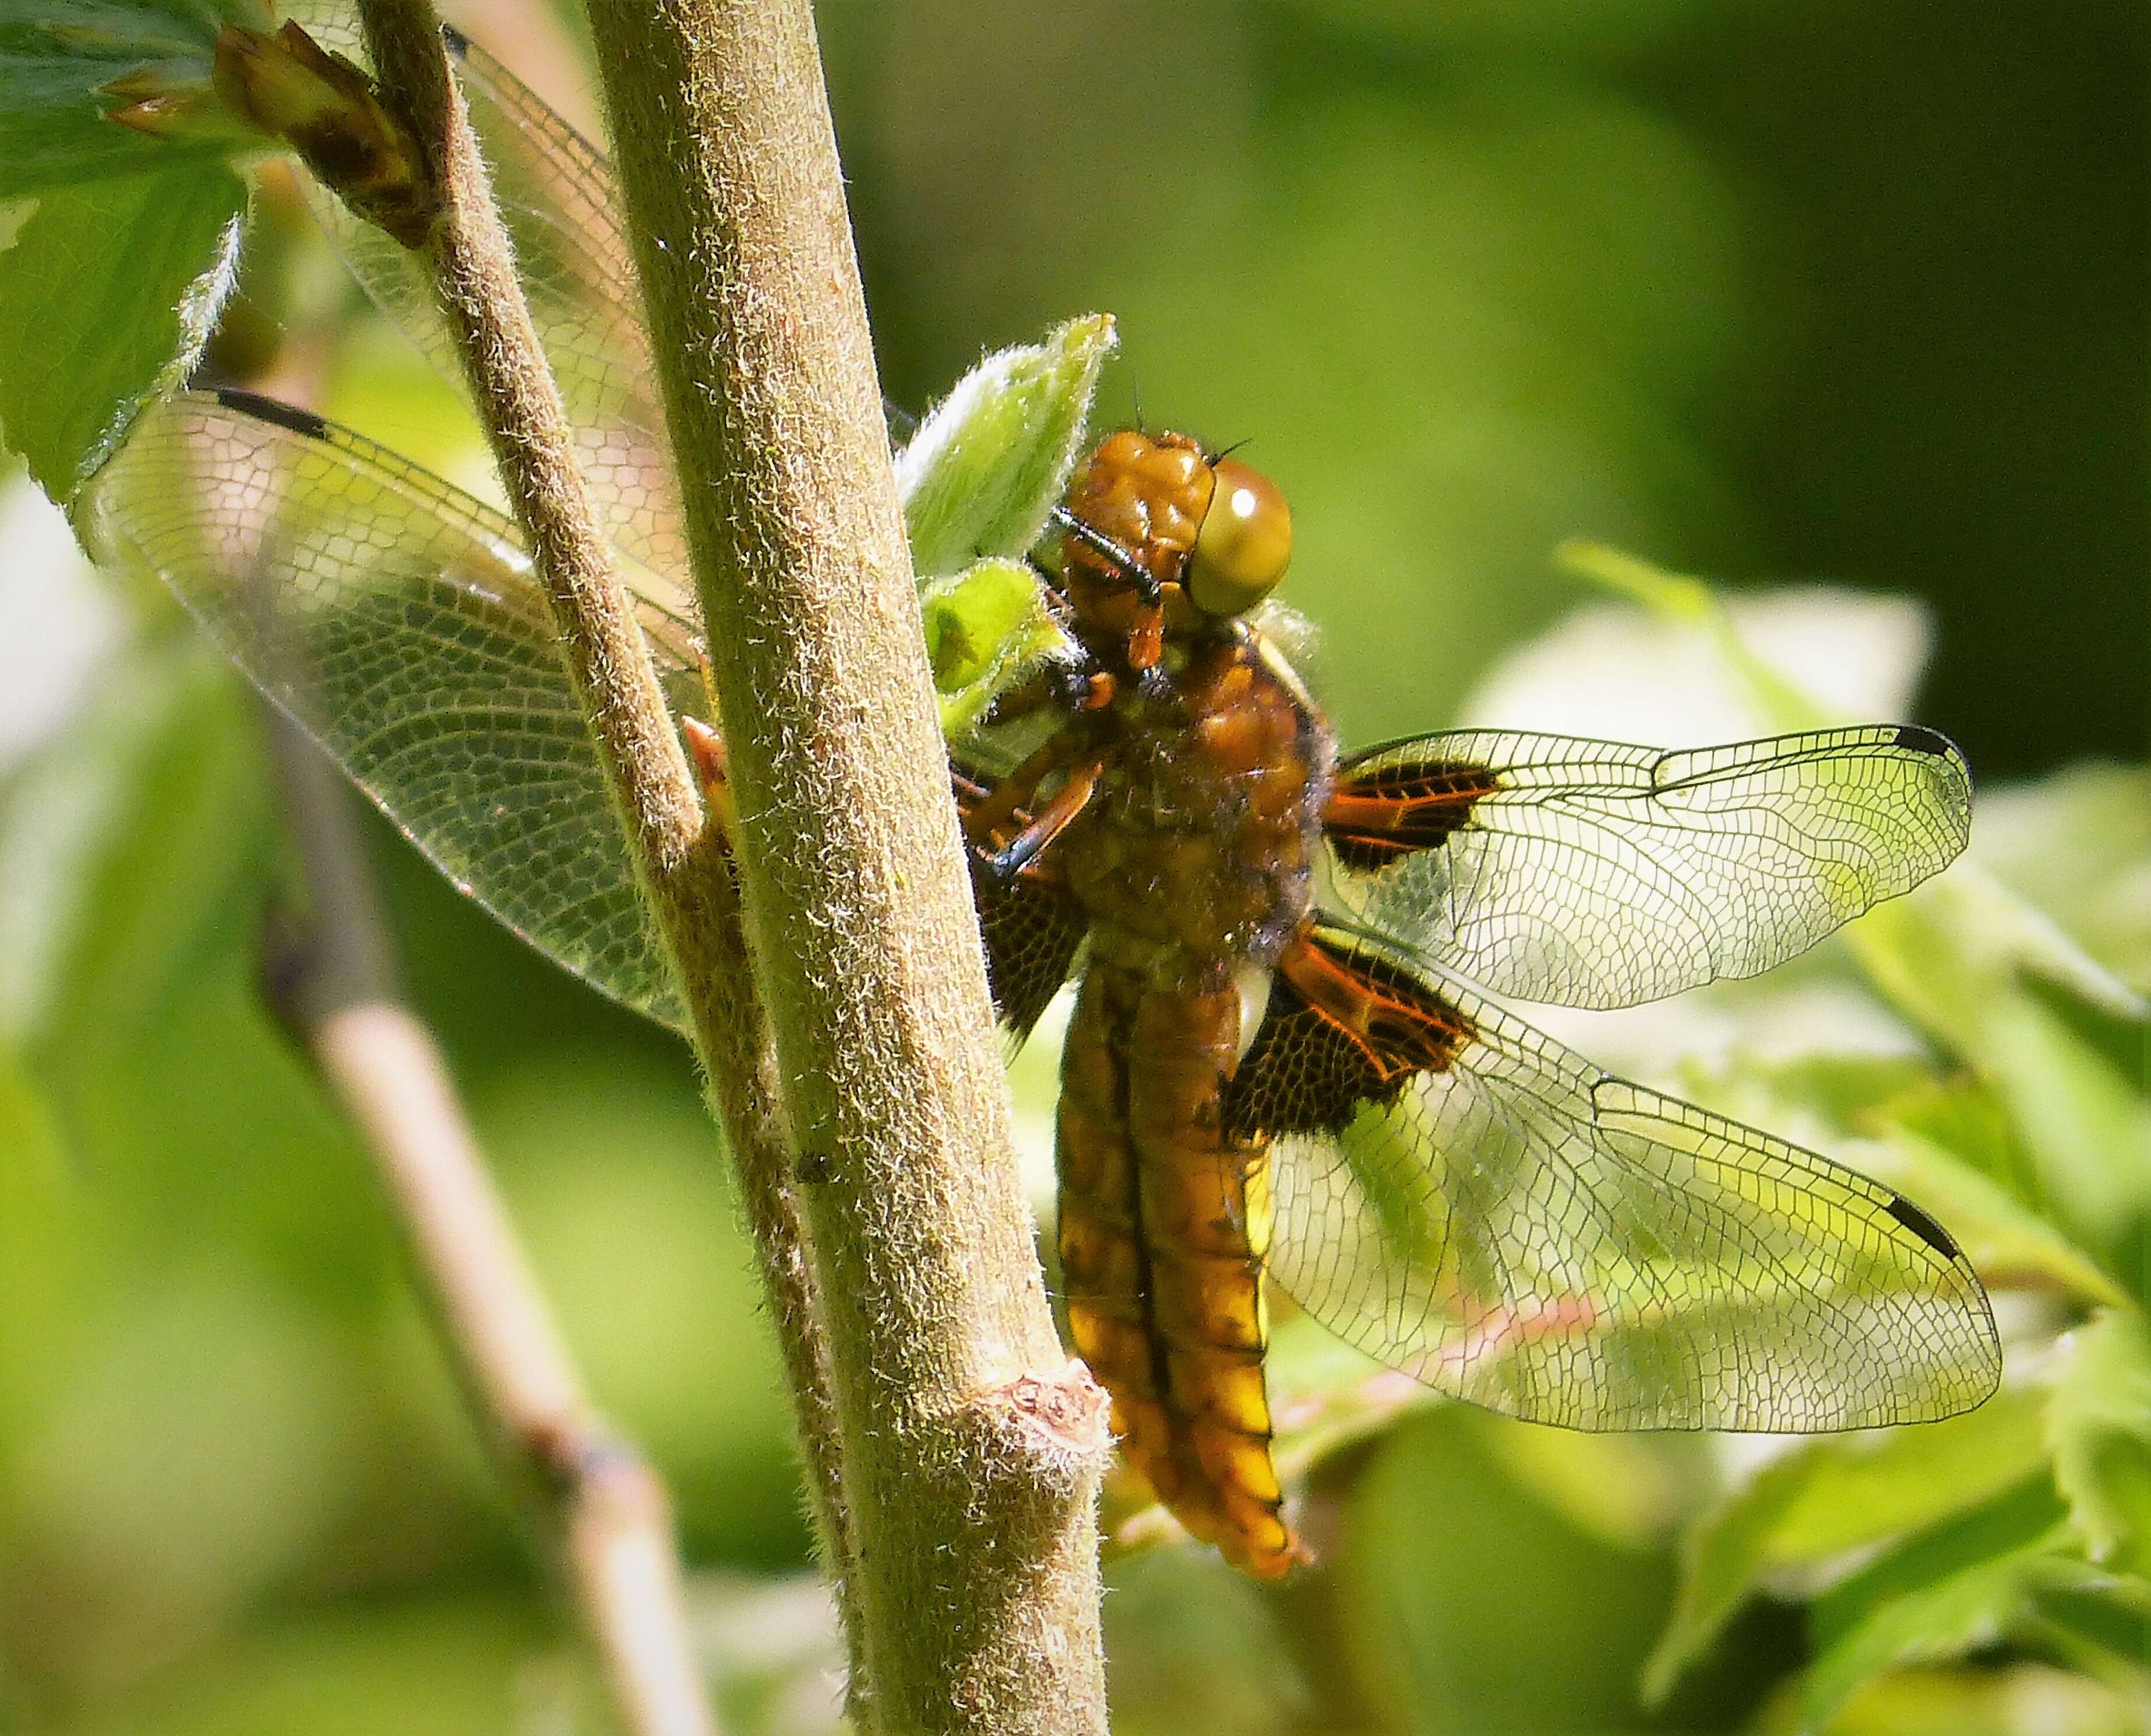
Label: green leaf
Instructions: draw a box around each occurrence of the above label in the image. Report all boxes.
[1644,1449,1810,1706]
[2046,1310,2151,1570]
[1974,760,2151,988]
[1856,881,2151,1260]
[0,163,245,501]
[1643,1392,2051,1704]
[1829,795,2150,1263]
[1769,1398,2054,1565]
[2033,1578,2151,1679]
[0,0,263,195]
[896,312,1116,579]
[921,557,1076,740]
[1555,540,1828,732]
[1808,1475,2069,1651]
[1800,1543,2115,1735]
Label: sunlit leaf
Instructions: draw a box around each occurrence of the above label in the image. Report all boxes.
[1471,554,1930,746]
[1808,1476,2068,1653]
[1855,882,2151,1259]
[896,312,1116,578]
[1863,1127,2127,1311]
[921,556,1075,740]
[2031,1579,2151,1684]
[1974,762,2151,987]
[1801,1531,2114,1736]
[1555,540,1825,733]
[1763,1660,2146,1736]
[2045,1311,2151,1571]
[1644,1392,2051,1704]
[0,164,245,501]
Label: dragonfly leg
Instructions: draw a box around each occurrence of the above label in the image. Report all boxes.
[980,659,1116,732]
[682,715,738,845]
[959,727,1080,853]
[976,756,1102,881]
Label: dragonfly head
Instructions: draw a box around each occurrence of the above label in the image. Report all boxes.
[1058,430,1293,662]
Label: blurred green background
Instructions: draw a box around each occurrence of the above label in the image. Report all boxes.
[1,1,2146,1731]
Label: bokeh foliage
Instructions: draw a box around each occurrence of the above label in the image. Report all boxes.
[1,1,2145,1732]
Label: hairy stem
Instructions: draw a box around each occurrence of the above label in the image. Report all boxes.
[580,4,1112,1731]
[348,0,861,1677]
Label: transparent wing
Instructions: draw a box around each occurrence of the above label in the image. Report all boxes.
[1238,930,2000,1430]
[86,388,699,1031]
[1325,726,1972,1010]
[285,5,688,590]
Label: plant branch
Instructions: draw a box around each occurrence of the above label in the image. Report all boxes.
[346,0,861,1673]
[259,704,715,1736]
[579,4,1112,1732]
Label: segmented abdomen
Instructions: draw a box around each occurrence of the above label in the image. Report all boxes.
[1056,960,1301,1578]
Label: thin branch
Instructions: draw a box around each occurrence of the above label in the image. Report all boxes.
[581,5,1112,1732]
[345,0,862,1674]
[260,704,715,1736]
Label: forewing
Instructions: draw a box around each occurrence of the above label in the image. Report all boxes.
[86,389,697,1032]
[1326,726,1971,1009]
[1231,929,1999,1430]
[285,7,688,590]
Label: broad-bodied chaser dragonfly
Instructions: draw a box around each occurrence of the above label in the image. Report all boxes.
[86,22,1999,1577]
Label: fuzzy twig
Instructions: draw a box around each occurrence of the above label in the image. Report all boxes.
[260,704,716,1736]
[348,0,861,1675]
[580,4,1113,1732]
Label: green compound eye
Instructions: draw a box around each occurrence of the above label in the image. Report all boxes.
[1186,457,1293,617]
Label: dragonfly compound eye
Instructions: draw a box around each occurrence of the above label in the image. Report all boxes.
[1187,457,1293,617]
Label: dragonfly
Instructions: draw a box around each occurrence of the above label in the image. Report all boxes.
[86,19,2000,1578]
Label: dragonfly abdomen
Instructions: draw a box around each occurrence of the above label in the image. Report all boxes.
[1057,960,1304,1578]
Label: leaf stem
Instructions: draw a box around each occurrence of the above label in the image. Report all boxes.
[347,0,862,1683]
[259,703,717,1736]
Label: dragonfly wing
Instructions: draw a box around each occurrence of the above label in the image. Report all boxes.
[970,857,1087,1045]
[1228,926,1999,1430]
[285,6,688,590]
[86,388,696,1033]
[1324,726,1972,1009]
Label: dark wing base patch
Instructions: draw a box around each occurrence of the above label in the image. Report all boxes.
[1225,927,1472,1141]
[972,859,1087,1042]
[1323,757,1501,871]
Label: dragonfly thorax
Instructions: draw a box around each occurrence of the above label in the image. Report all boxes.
[1058,634,1333,978]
